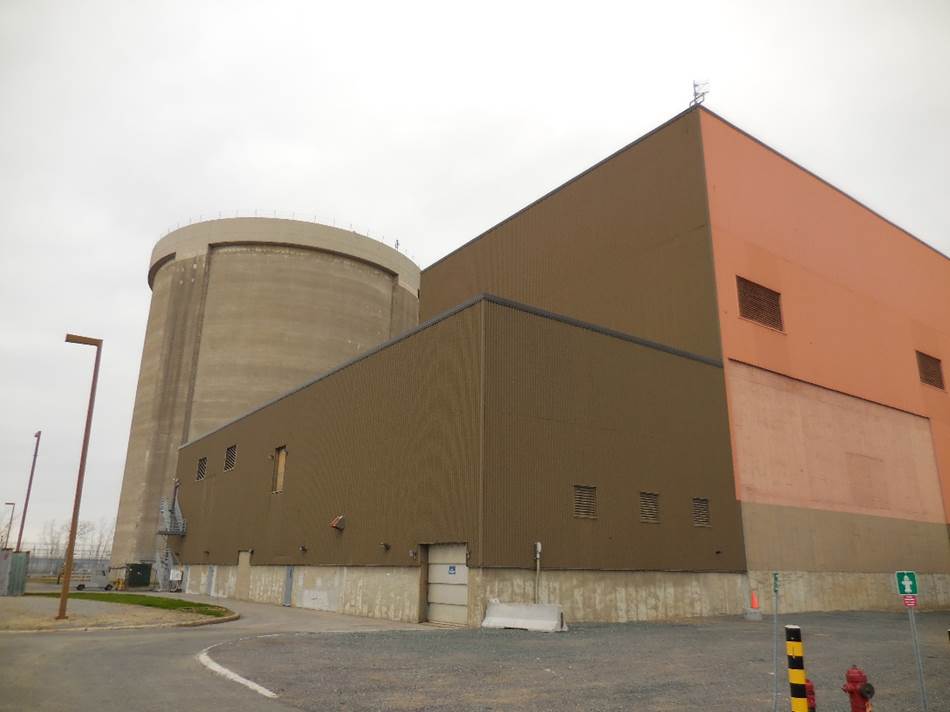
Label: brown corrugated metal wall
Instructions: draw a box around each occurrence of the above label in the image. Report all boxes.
[481,300,745,571]
[177,296,744,573]
[420,110,720,361]
[177,303,482,567]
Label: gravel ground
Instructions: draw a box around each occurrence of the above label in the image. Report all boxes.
[0,595,211,631]
[211,611,950,711]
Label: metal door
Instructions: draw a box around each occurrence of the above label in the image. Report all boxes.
[427,544,468,625]
[282,565,294,606]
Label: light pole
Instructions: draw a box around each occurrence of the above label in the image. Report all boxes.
[2,503,14,549]
[15,431,42,552]
[57,334,102,620]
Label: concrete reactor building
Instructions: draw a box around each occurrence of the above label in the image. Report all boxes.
[114,107,950,626]
[111,218,420,577]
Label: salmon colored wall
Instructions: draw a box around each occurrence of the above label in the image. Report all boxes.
[727,361,943,523]
[700,110,950,522]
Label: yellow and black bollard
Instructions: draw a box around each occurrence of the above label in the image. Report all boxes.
[785,625,809,712]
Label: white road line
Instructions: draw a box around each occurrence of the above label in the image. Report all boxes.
[197,644,278,699]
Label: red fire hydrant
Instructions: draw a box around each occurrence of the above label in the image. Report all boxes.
[842,665,875,712]
[805,678,816,711]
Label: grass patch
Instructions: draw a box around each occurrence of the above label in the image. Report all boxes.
[26,592,233,618]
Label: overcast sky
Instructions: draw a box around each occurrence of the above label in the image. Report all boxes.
[1,1,948,546]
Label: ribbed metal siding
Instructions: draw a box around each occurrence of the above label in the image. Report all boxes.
[177,304,482,567]
[420,110,721,362]
[480,301,745,571]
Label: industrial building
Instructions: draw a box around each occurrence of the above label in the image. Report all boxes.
[118,105,950,624]
[111,218,420,580]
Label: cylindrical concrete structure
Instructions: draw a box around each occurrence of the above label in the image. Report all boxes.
[111,218,420,568]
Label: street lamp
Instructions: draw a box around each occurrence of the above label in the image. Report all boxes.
[15,431,42,553]
[57,333,102,621]
[2,503,14,549]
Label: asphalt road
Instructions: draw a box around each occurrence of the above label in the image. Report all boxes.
[212,611,950,712]
[2,595,948,712]
[0,593,425,712]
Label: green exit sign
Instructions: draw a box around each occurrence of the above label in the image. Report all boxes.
[895,571,918,595]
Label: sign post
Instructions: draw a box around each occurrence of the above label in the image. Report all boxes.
[771,573,780,712]
[895,571,927,711]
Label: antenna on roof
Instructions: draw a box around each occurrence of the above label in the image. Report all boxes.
[690,80,709,107]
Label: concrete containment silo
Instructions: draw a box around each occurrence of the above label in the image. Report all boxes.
[111,218,420,571]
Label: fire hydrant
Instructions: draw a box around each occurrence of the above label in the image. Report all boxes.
[805,678,816,711]
[842,665,875,712]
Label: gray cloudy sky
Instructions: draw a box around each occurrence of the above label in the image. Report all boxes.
[1,1,948,545]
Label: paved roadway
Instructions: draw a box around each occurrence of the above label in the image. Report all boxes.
[0,593,428,712]
[3,594,949,712]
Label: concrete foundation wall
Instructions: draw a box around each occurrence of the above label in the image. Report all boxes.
[183,563,950,625]
[469,569,748,626]
[292,566,422,622]
[747,570,950,614]
[186,563,422,623]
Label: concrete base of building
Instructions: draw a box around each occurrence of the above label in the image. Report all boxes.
[183,564,422,622]
[180,564,950,626]
[747,570,950,614]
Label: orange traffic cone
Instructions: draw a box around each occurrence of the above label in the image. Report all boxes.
[745,589,762,620]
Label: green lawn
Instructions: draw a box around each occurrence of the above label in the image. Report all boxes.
[26,592,233,618]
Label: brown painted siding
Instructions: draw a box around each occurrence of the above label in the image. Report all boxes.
[742,502,950,573]
[421,110,721,361]
[481,301,745,571]
[177,295,744,573]
[177,303,482,567]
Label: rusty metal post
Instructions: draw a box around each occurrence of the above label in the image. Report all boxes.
[15,431,42,552]
[56,334,102,620]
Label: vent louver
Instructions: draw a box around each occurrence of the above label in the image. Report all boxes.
[737,276,784,331]
[573,485,597,519]
[195,457,207,481]
[639,492,660,523]
[692,497,711,527]
[224,445,237,471]
[916,351,945,390]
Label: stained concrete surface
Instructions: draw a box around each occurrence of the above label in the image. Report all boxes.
[210,611,950,711]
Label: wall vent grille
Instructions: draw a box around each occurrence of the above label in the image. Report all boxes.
[224,445,237,471]
[916,351,945,389]
[272,446,287,493]
[573,485,597,519]
[195,457,207,481]
[737,276,783,331]
[639,491,660,523]
[692,497,711,527]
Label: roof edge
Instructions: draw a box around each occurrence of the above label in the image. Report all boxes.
[695,106,947,264]
[423,105,701,273]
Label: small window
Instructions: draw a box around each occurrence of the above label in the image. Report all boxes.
[692,498,711,527]
[272,446,287,493]
[737,276,783,331]
[916,351,945,390]
[195,457,207,481]
[573,485,597,519]
[224,445,237,471]
[639,492,659,523]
